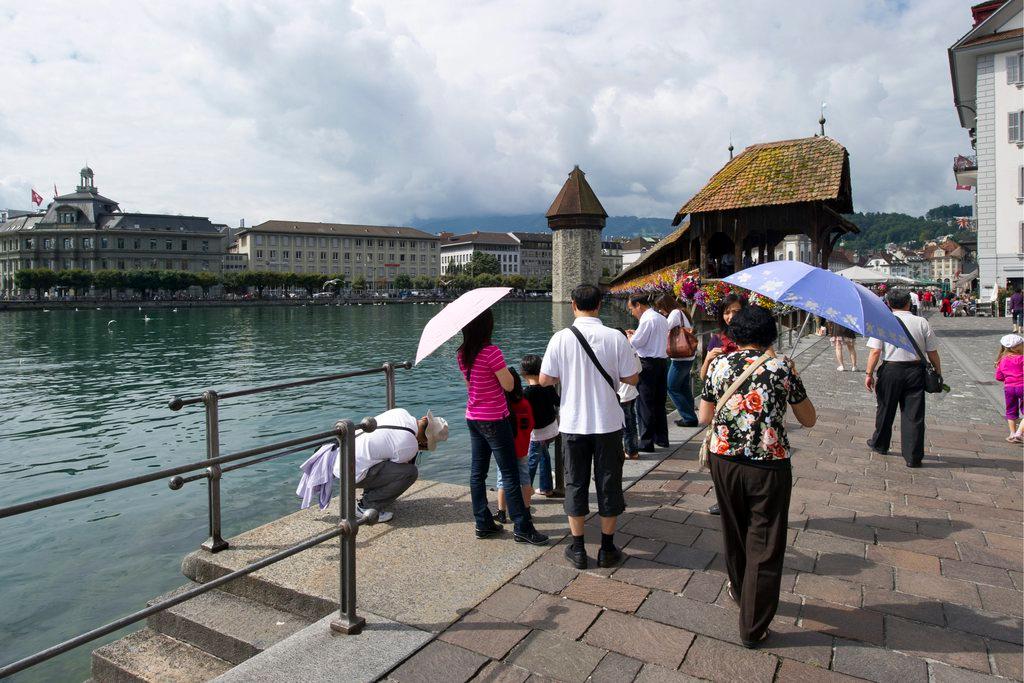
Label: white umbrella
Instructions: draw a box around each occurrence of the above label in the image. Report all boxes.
[414,287,512,365]
[836,266,889,285]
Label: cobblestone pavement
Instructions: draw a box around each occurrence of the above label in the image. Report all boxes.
[386,319,1023,683]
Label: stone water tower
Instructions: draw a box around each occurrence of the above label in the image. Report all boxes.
[546,166,607,303]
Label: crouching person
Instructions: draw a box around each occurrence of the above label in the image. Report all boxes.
[335,407,449,523]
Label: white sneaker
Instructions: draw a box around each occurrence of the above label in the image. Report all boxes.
[356,503,393,524]
[837,365,845,372]
[850,366,857,372]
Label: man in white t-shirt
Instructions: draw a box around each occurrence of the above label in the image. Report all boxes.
[627,294,671,451]
[332,408,449,521]
[864,291,941,468]
[540,284,640,570]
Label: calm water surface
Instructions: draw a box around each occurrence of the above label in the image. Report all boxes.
[0,302,631,682]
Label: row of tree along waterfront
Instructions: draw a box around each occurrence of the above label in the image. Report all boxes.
[10,267,553,301]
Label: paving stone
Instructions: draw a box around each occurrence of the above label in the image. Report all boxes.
[860,586,945,625]
[776,659,859,682]
[990,641,1024,681]
[759,619,833,668]
[506,629,606,683]
[794,573,862,607]
[940,559,1014,589]
[438,610,531,659]
[654,543,716,570]
[690,527,724,552]
[620,516,701,546]
[514,562,578,594]
[589,652,644,683]
[677,635,777,683]
[814,552,893,589]
[864,545,940,574]
[583,609,695,670]
[831,638,928,683]
[894,569,981,608]
[680,570,724,603]
[794,531,866,556]
[884,615,990,673]
[637,589,742,645]
[633,664,703,683]
[473,660,530,683]
[623,536,667,560]
[944,602,1024,645]
[929,663,1005,683]
[799,598,884,646]
[982,532,1022,550]
[561,573,649,613]
[977,583,1024,619]
[958,542,1024,571]
[477,583,541,621]
[875,528,959,559]
[517,594,601,640]
[612,557,693,594]
[391,640,489,683]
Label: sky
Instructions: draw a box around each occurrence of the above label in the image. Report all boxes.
[0,0,974,227]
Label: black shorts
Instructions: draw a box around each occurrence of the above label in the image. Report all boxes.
[562,431,625,518]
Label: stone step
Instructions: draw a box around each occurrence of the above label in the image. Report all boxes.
[147,586,311,665]
[91,628,231,683]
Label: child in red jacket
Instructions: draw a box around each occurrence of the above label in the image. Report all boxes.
[495,368,534,524]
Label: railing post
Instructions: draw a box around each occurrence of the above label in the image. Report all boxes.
[383,362,396,410]
[201,390,228,552]
[331,419,366,635]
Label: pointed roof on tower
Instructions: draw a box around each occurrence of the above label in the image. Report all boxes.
[546,165,608,218]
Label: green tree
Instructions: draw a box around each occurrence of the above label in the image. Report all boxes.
[412,275,434,290]
[451,274,474,292]
[57,269,95,298]
[466,251,501,276]
[221,272,245,295]
[446,263,463,276]
[15,268,58,300]
[352,275,367,292]
[297,273,325,296]
[541,275,552,292]
[505,274,527,291]
[93,269,127,299]
[394,273,414,291]
[194,272,219,296]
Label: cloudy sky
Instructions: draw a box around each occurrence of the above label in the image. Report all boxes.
[0,0,973,226]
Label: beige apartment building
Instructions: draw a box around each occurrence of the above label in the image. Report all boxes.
[233,220,440,283]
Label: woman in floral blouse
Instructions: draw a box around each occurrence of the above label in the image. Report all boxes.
[699,305,816,649]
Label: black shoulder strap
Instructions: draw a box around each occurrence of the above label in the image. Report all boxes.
[892,315,928,366]
[568,326,617,392]
[374,425,418,436]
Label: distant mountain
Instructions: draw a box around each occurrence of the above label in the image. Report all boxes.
[409,214,674,239]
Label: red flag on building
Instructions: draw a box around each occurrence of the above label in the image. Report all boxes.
[31,189,43,206]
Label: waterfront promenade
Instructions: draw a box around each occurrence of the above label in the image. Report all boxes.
[87,315,1023,682]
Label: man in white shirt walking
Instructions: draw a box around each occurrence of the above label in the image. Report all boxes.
[540,284,640,570]
[627,294,671,452]
[864,291,941,467]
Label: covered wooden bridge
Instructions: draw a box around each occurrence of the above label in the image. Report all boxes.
[611,135,859,288]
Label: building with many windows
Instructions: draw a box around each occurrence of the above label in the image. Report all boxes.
[232,220,439,284]
[0,167,225,292]
[439,231,521,275]
[510,232,552,278]
[948,0,1024,297]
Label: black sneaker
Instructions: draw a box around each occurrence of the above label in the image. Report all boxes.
[742,629,771,649]
[708,504,721,516]
[475,522,504,539]
[494,509,508,525]
[564,543,588,569]
[866,439,888,455]
[597,545,623,568]
[513,528,550,546]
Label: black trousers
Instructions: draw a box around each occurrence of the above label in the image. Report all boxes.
[710,456,791,643]
[870,361,926,465]
[637,357,669,449]
[562,431,625,518]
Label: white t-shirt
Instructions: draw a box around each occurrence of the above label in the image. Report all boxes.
[666,308,696,361]
[630,307,670,358]
[333,408,419,483]
[866,310,937,363]
[909,291,920,307]
[541,316,641,435]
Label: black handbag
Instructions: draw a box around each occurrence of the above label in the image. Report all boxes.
[894,317,944,394]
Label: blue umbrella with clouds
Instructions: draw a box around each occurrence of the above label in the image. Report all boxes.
[723,261,915,352]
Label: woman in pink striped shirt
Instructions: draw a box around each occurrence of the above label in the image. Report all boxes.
[459,308,548,545]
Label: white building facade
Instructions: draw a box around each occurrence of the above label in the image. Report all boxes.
[949,0,1024,298]
[439,232,521,275]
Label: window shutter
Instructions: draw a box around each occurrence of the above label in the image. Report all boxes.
[1011,112,1022,143]
[1008,55,1020,84]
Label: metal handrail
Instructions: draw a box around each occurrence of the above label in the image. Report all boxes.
[0,360,414,679]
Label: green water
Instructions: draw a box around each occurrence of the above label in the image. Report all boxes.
[0,301,631,681]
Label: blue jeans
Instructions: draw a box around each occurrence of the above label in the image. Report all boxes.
[528,440,553,492]
[621,400,639,455]
[496,454,531,492]
[467,418,532,533]
[667,358,697,423]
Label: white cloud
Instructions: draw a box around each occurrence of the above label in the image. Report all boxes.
[0,0,971,225]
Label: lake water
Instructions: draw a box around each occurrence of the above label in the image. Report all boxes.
[0,301,632,681]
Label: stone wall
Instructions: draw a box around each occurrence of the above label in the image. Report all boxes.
[552,228,602,303]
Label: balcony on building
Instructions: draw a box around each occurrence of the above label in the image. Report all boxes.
[953,154,977,188]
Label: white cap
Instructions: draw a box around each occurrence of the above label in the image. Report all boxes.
[1000,333,1023,349]
[423,411,449,451]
